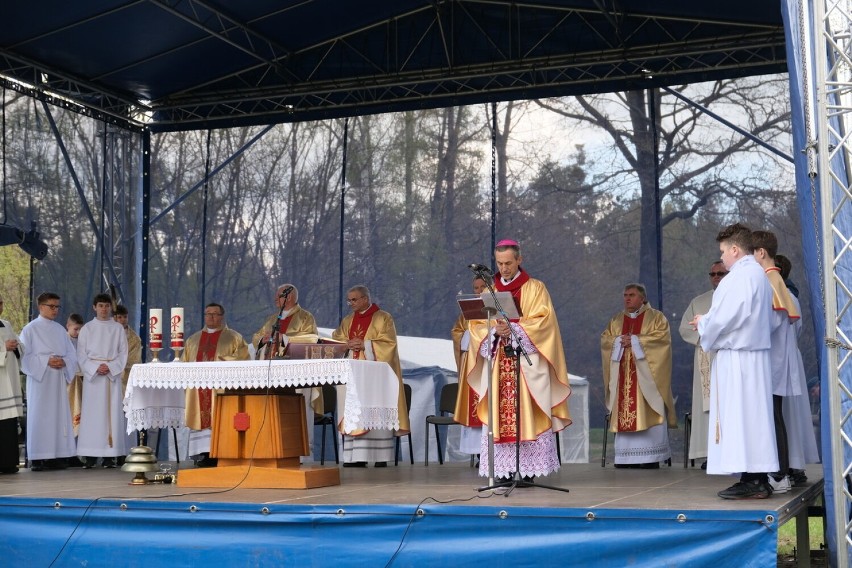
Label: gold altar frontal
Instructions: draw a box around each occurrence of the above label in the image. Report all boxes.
[177,389,340,489]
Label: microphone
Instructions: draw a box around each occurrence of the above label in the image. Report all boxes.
[468,263,493,275]
[278,286,294,298]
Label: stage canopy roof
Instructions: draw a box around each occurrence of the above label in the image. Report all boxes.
[0,0,787,132]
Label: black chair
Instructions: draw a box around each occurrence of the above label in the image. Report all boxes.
[394,384,414,465]
[314,384,339,465]
[425,383,460,466]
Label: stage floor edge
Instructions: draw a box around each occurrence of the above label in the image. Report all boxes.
[0,462,823,567]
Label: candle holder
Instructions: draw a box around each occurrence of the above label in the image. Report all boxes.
[150,347,162,363]
[172,346,184,362]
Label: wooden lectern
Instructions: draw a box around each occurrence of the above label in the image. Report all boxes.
[177,387,341,489]
[177,344,347,489]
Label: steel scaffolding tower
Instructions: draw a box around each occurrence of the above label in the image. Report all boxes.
[812,0,852,565]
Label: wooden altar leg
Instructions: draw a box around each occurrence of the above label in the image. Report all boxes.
[177,392,339,489]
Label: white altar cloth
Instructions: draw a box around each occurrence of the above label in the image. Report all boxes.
[124,359,400,435]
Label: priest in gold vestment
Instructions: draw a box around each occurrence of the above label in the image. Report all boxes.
[601,283,676,468]
[465,240,571,479]
[114,304,142,450]
[251,284,322,455]
[332,285,410,467]
[251,284,318,355]
[182,302,250,467]
[451,275,487,456]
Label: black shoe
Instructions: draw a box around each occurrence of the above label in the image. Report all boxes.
[102,458,117,469]
[700,460,707,470]
[194,455,218,468]
[66,456,85,468]
[29,460,45,472]
[373,462,387,468]
[342,461,367,468]
[0,466,18,474]
[82,457,97,469]
[613,463,639,469]
[789,469,808,486]
[522,475,536,482]
[639,462,660,469]
[45,458,67,470]
[717,480,772,500]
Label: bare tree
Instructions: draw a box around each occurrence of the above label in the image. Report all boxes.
[536,75,793,305]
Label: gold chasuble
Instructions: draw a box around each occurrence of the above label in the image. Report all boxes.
[182,326,250,430]
[332,305,410,435]
[251,306,318,350]
[600,303,676,433]
[451,312,484,428]
[466,271,571,443]
[122,328,142,393]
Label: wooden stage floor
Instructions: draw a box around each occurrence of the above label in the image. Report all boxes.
[0,460,823,524]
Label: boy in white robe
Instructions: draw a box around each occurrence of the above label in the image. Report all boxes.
[18,292,77,470]
[76,294,128,468]
[691,223,778,499]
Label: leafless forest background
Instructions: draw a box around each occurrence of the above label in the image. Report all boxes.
[0,73,809,426]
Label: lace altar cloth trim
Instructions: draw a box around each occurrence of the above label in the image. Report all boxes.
[124,359,399,434]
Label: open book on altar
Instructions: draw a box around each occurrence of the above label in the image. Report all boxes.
[283,336,348,360]
[457,291,522,320]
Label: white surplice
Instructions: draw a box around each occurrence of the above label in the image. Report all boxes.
[19,316,77,460]
[784,295,820,469]
[698,255,778,475]
[0,319,23,422]
[76,318,128,457]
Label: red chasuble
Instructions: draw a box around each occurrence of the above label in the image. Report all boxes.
[348,304,380,359]
[616,313,645,432]
[492,269,530,443]
[195,329,222,429]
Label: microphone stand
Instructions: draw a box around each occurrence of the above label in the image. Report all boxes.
[266,289,292,360]
[476,271,569,496]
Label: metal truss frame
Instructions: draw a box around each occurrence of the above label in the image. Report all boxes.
[0,1,787,132]
[813,0,852,565]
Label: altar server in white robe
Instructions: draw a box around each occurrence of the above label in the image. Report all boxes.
[0,295,24,473]
[692,223,778,500]
[19,292,78,469]
[774,255,819,483]
[76,293,128,467]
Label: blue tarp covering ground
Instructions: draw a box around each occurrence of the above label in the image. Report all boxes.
[0,497,777,567]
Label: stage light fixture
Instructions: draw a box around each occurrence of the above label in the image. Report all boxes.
[0,222,48,260]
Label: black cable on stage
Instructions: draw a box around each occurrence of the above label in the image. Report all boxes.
[383,490,503,567]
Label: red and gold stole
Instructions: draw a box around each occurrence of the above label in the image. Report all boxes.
[196,329,223,429]
[349,304,380,359]
[278,315,293,335]
[492,269,530,442]
[617,312,645,432]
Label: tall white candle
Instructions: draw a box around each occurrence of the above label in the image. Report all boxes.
[170,307,185,348]
[149,308,163,349]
